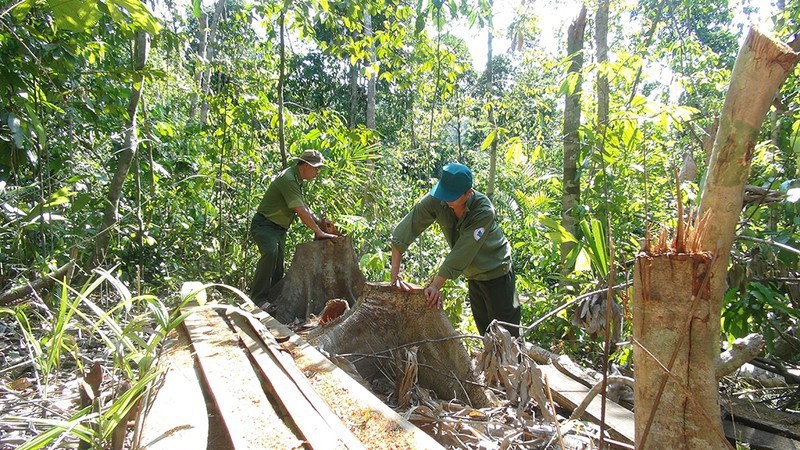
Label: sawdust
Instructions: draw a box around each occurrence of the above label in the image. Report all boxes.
[289,348,418,449]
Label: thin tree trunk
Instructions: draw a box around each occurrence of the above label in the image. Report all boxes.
[278,11,287,168]
[189,12,208,119]
[634,28,798,450]
[486,0,497,199]
[93,30,150,266]
[365,10,376,130]
[560,4,586,268]
[348,62,359,128]
[594,2,614,447]
[199,0,225,126]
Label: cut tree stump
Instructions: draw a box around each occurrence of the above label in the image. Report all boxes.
[308,282,490,408]
[266,235,366,324]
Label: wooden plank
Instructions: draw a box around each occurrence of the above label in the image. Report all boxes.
[723,419,800,450]
[539,364,635,444]
[184,307,301,450]
[723,397,800,440]
[138,327,208,450]
[250,306,446,450]
[228,311,357,450]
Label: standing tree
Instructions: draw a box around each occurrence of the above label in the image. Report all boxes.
[93,29,150,266]
[560,4,587,271]
[365,9,376,130]
[633,28,798,449]
[485,0,498,199]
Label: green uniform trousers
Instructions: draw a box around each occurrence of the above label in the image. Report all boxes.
[250,213,287,304]
[468,269,520,337]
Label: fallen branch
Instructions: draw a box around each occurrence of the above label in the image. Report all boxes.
[568,375,634,421]
[716,333,764,379]
[0,261,74,306]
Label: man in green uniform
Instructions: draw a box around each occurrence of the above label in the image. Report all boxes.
[250,149,338,305]
[390,163,521,336]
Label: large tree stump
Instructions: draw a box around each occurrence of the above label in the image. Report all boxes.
[266,235,366,323]
[309,283,490,408]
[633,254,722,448]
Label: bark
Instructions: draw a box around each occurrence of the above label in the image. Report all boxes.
[198,0,225,126]
[633,254,723,449]
[189,12,208,118]
[595,0,609,132]
[634,28,798,450]
[348,62,359,128]
[715,333,764,379]
[0,261,74,306]
[364,10,376,130]
[560,4,586,268]
[277,11,287,167]
[93,30,149,266]
[308,282,490,408]
[485,0,497,200]
[264,236,366,323]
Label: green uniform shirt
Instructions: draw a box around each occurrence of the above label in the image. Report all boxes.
[256,165,305,229]
[392,191,511,281]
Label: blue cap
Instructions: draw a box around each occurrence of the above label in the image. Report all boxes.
[430,163,473,202]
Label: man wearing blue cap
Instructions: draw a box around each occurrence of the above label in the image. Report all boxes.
[250,149,339,305]
[390,163,521,336]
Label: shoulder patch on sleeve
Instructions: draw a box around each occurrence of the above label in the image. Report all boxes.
[473,227,485,241]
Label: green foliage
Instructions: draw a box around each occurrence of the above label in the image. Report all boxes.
[2,0,800,426]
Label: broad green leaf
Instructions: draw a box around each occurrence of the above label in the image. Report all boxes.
[559,72,580,96]
[192,0,201,18]
[10,0,36,20]
[47,0,103,32]
[481,129,496,151]
[23,104,47,148]
[539,215,577,244]
[107,0,161,34]
[504,137,524,164]
[575,247,592,272]
[180,281,207,305]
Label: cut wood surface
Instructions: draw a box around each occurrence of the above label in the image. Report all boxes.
[183,306,301,449]
[137,327,209,449]
[252,306,446,450]
[539,364,635,444]
[227,310,364,450]
[308,282,490,408]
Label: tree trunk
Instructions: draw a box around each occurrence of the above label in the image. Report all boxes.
[264,236,366,323]
[485,0,497,200]
[309,283,490,408]
[93,30,150,266]
[634,254,722,448]
[699,28,798,327]
[277,11,287,168]
[633,28,798,450]
[348,61,359,128]
[198,0,225,126]
[364,10,376,130]
[189,12,208,119]
[560,4,586,269]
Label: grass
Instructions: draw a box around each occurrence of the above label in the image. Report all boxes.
[0,270,244,449]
